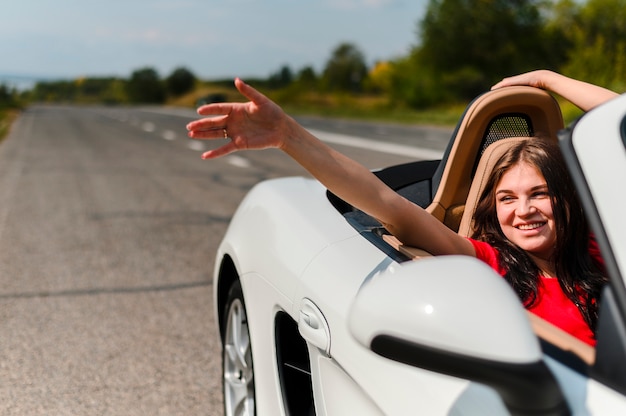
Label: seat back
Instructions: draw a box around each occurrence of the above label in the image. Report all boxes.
[426,86,564,231]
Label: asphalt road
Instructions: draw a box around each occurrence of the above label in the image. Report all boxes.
[0,105,451,415]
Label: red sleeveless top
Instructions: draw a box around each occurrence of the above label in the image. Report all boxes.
[469,238,603,346]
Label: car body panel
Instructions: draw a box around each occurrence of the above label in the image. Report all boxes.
[546,356,626,414]
[215,177,358,305]
[299,243,521,414]
[217,185,517,414]
[569,96,626,284]
[238,271,290,415]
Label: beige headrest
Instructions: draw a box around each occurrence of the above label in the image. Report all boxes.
[457,137,529,237]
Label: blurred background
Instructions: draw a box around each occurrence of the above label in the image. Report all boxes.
[2,0,626,129]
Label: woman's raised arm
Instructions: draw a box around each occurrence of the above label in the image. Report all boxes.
[492,70,619,112]
[186,78,474,256]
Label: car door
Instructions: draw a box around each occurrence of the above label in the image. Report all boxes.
[528,96,626,414]
[558,93,626,413]
[344,94,626,415]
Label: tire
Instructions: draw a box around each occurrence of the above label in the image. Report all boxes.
[222,280,256,416]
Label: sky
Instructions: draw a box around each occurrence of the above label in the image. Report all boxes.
[0,0,428,88]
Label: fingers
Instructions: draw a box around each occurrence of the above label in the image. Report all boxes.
[491,70,552,91]
[196,102,234,116]
[234,77,267,104]
[188,78,278,160]
[491,75,525,90]
[490,79,511,90]
[186,113,228,137]
[195,79,266,117]
[187,126,227,140]
[201,142,237,160]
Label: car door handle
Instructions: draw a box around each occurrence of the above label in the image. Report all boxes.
[298,298,331,357]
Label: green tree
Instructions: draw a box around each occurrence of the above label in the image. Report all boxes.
[0,84,17,108]
[32,80,77,102]
[166,67,196,97]
[387,54,448,108]
[322,43,368,92]
[559,0,626,91]
[126,67,166,103]
[268,65,294,89]
[418,0,555,99]
[365,61,394,93]
[296,66,318,88]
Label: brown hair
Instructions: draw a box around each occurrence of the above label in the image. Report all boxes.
[471,138,607,331]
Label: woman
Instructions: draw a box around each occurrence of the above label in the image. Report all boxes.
[186,73,611,345]
[469,139,606,345]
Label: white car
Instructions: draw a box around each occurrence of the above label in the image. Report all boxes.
[213,85,626,415]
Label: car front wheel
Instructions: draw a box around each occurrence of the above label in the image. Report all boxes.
[223,280,256,416]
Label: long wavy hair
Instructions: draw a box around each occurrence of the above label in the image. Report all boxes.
[471,138,607,331]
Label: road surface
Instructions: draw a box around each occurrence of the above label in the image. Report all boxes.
[0,105,451,415]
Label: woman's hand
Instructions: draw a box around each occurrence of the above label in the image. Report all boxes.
[491,70,555,91]
[185,79,475,257]
[492,70,618,111]
[186,78,292,159]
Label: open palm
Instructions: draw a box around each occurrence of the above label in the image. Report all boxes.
[186,78,291,159]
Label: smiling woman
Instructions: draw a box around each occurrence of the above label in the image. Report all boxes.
[201,72,626,414]
[469,138,607,346]
[187,77,611,347]
[496,163,555,263]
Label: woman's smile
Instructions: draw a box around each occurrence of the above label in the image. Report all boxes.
[516,221,546,231]
[496,162,556,260]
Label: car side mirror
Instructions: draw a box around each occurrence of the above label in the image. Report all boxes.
[348,256,570,416]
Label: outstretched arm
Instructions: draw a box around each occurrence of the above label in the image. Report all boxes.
[186,79,474,256]
[492,70,619,112]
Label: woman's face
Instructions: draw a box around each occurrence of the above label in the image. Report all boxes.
[495,161,556,260]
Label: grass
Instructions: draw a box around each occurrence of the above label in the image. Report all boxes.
[170,80,591,129]
[167,83,245,109]
[558,100,585,125]
[0,109,19,143]
[278,93,466,127]
[171,85,466,127]
[269,91,584,128]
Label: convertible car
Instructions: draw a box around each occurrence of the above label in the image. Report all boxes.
[212,85,626,415]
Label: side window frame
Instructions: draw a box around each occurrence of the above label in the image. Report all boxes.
[559,111,626,394]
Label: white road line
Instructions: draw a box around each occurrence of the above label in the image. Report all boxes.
[227,155,251,168]
[187,141,205,151]
[137,107,445,159]
[142,122,156,132]
[162,130,177,140]
[129,107,444,159]
[307,128,444,160]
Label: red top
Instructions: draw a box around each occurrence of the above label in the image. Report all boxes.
[469,238,603,346]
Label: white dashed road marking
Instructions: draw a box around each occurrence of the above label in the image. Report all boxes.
[142,122,155,132]
[227,155,251,168]
[307,128,443,160]
[187,140,205,151]
[162,130,177,140]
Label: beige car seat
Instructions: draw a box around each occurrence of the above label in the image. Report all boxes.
[385,86,564,259]
[426,86,564,232]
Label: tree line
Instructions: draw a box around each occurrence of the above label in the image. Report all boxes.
[8,0,626,110]
[24,67,196,105]
[0,84,23,110]
[267,0,626,108]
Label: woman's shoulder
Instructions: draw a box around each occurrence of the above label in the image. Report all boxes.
[466,238,506,276]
